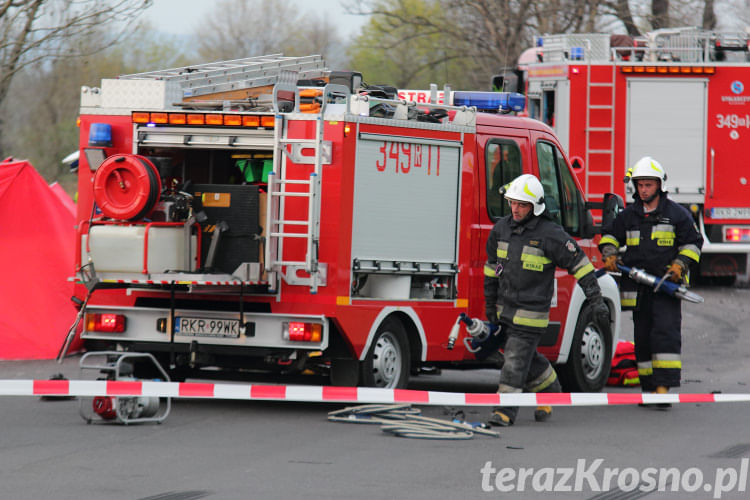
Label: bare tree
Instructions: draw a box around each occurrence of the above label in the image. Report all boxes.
[194,0,343,64]
[609,0,641,35]
[0,0,151,119]
[651,0,670,28]
[347,0,614,89]
[0,21,189,186]
[702,0,717,29]
[295,12,346,67]
[347,0,473,88]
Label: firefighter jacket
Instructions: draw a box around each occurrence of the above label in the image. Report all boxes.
[484,213,601,334]
[598,194,703,308]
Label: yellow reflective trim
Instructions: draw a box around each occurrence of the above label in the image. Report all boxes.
[626,238,640,246]
[484,265,496,277]
[513,315,550,328]
[600,236,620,247]
[623,377,640,386]
[651,231,675,240]
[521,254,552,265]
[523,182,536,198]
[637,367,653,376]
[679,248,700,262]
[622,298,637,307]
[336,296,350,305]
[652,360,682,369]
[455,298,469,308]
[497,248,508,258]
[574,263,594,280]
[529,370,558,392]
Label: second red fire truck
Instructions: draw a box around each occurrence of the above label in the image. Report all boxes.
[499,28,750,281]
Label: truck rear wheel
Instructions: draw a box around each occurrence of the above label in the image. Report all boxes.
[360,318,410,389]
[558,302,612,392]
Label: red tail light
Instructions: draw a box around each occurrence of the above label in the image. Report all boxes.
[284,322,322,342]
[86,313,126,333]
[725,227,750,242]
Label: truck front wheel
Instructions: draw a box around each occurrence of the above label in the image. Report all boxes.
[360,318,410,389]
[558,302,613,392]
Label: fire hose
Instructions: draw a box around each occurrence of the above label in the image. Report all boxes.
[328,404,499,440]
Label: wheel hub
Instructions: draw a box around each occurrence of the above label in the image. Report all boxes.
[580,324,605,380]
[371,332,402,388]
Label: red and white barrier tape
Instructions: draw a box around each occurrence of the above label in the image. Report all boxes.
[2,380,749,406]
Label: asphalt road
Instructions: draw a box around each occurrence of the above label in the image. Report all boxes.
[1,284,749,500]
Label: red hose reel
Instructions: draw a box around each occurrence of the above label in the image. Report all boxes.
[93,155,162,221]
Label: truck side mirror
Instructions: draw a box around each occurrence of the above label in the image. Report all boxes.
[580,208,596,239]
[576,190,596,239]
[601,193,624,229]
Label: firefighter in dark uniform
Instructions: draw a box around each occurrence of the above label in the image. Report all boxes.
[598,157,703,408]
[485,174,609,426]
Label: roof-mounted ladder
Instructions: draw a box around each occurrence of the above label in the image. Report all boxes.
[118,54,328,101]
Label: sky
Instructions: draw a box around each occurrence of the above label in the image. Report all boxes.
[143,0,369,38]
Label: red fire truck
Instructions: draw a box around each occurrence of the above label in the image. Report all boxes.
[73,55,621,391]
[500,28,750,281]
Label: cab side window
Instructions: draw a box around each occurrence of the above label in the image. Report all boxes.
[558,152,582,235]
[486,140,522,220]
[536,141,582,235]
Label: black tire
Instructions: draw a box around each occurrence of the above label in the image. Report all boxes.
[558,302,613,392]
[360,318,411,389]
[330,358,359,387]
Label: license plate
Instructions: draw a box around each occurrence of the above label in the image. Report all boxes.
[711,207,750,219]
[175,317,240,338]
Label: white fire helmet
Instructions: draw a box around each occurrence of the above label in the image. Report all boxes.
[503,174,546,216]
[627,156,668,192]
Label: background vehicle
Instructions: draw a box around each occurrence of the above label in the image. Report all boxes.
[496,28,750,282]
[73,54,621,391]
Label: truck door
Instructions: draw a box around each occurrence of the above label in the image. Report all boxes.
[472,131,527,318]
[532,133,596,354]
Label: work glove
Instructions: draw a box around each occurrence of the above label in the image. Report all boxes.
[589,296,610,329]
[603,254,618,273]
[667,261,684,283]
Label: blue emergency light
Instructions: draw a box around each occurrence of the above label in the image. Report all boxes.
[88,123,113,147]
[570,46,584,60]
[452,91,526,113]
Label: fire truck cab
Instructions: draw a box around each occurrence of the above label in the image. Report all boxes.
[74,55,621,392]
[501,28,750,281]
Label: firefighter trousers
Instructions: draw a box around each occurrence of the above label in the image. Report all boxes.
[633,288,682,391]
[495,325,561,423]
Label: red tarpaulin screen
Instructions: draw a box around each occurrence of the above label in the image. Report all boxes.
[0,159,78,359]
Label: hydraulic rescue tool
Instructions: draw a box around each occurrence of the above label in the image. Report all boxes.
[447,313,505,358]
[617,264,704,304]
